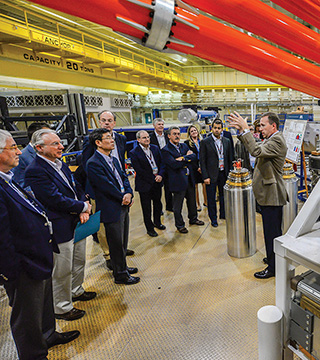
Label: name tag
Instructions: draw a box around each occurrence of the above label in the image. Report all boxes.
[219,156,224,170]
[152,165,158,175]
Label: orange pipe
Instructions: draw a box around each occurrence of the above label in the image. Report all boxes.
[272,0,320,30]
[184,0,320,65]
[29,0,320,98]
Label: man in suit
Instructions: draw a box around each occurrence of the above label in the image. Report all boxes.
[130,130,165,237]
[25,129,96,321]
[149,118,173,212]
[0,130,79,360]
[82,110,134,268]
[87,128,140,285]
[228,111,288,279]
[12,122,50,187]
[162,126,204,233]
[200,119,234,227]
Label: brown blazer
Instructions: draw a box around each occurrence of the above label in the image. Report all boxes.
[239,131,288,206]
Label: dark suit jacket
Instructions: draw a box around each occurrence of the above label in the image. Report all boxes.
[82,132,127,170]
[200,135,234,183]
[184,139,202,179]
[24,156,87,244]
[239,131,288,206]
[129,144,164,193]
[161,142,197,192]
[149,131,169,148]
[0,177,57,284]
[12,144,36,187]
[87,151,133,224]
[222,130,235,160]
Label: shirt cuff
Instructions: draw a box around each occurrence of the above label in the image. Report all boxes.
[240,129,250,136]
[82,202,88,213]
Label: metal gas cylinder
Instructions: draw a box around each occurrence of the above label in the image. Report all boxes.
[282,163,298,233]
[224,161,256,258]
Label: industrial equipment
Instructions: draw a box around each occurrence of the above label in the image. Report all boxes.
[309,137,320,191]
[282,163,298,234]
[290,270,320,359]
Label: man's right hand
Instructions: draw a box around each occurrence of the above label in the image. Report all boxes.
[79,212,90,224]
[204,178,210,185]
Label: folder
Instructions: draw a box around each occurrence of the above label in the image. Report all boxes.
[74,211,101,243]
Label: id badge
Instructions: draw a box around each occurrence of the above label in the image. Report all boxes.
[219,156,224,170]
[152,165,158,175]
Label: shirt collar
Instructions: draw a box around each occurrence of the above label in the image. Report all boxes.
[139,144,150,151]
[0,170,14,182]
[266,130,279,140]
[97,150,113,163]
[212,134,221,142]
[37,154,62,170]
[155,131,164,137]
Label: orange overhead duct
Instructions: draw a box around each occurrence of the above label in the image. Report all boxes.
[184,0,320,65]
[272,0,320,30]
[28,0,320,97]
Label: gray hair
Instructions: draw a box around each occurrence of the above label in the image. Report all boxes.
[0,130,13,154]
[168,126,180,135]
[136,130,149,139]
[31,129,57,151]
[153,118,164,126]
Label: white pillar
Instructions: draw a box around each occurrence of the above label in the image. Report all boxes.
[258,305,283,360]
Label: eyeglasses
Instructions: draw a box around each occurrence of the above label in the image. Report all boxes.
[43,142,63,147]
[101,136,113,141]
[0,144,19,151]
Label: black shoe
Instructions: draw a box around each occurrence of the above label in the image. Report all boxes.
[166,208,173,212]
[147,230,158,237]
[190,219,205,226]
[127,267,138,274]
[55,308,85,321]
[263,257,268,265]
[161,211,164,215]
[72,291,96,302]
[126,249,135,256]
[254,268,275,279]
[115,275,140,285]
[211,222,218,227]
[154,224,166,230]
[47,330,80,349]
[203,203,207,207]
[178,227,188,234]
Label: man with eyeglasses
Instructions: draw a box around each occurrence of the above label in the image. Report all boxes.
[130,130,165,237]
[25,129,96,321]
[87,128,140,285]
[82,110,135,270]
[0,130,80,359]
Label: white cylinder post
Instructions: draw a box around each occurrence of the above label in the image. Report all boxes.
[257,305,283,360]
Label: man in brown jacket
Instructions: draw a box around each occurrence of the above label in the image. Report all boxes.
[228,111,288,279]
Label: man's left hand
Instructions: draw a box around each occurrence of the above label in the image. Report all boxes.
[155,175,162,182]
[122,193,132,206]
